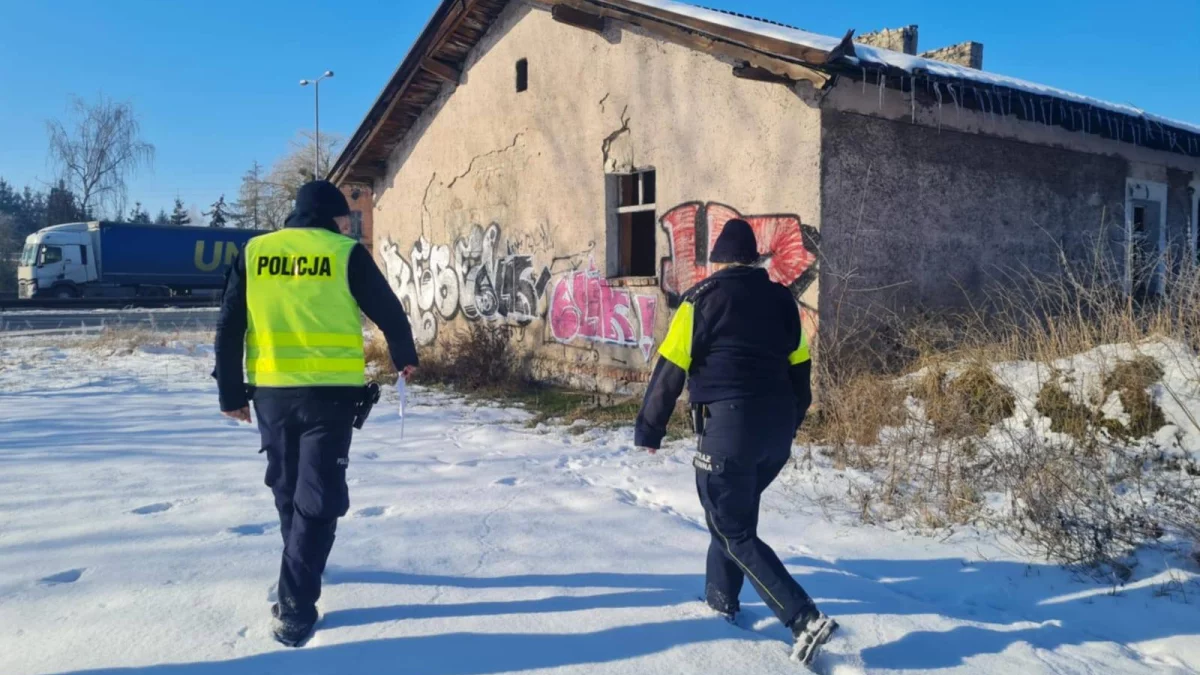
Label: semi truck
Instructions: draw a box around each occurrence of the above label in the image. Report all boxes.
[16,221,262,299]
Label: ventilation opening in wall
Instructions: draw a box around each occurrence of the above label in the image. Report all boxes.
[606,169,657,278]
[516,58,528,93]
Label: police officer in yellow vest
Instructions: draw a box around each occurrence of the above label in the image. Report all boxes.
[214,180,418,646]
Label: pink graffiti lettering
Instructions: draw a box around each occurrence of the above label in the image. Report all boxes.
[550,260,659,362]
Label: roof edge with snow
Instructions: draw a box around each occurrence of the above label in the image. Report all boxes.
[330,0,1200,185]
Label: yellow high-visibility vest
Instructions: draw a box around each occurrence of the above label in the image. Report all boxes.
[244,228,365,387]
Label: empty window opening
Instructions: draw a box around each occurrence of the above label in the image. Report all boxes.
[349,211,364,241]
[1126,189,1165,299]
[516,59,529,93]
[608,169,657,277]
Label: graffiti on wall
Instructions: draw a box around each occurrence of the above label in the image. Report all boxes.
[380,223,552,345]
[549,258,659,362]
[659,202,819,309]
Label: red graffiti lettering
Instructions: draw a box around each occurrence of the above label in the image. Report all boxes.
[660,202,817,306]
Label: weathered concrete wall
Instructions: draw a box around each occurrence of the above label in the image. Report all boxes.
[370,1,822,393]
[819,109,1129,325]
[816,78,1200,335]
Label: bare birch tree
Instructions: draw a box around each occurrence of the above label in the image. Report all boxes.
[46,95,155,218]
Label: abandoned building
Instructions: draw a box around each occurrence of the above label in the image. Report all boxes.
[329,0,1200,393]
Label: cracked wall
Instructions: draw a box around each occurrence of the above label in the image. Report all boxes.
[370,1,822,393]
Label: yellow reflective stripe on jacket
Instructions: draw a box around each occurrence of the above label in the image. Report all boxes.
[245,369,366,387]
[788,331,810,365]
[246,332,364,349]
[244,228,365,387]
[658,301,695,370]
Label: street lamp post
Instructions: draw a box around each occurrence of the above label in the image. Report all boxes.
[299,70,334,178]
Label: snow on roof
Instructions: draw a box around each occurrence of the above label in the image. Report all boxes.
[626,0,1200,137]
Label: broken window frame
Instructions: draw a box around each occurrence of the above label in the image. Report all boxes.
[606,168,658,280]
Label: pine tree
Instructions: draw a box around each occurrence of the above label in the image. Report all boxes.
[169,197,191,226]
[128,201,151,224]
[46,180,86,225]
[204,195,232,228]
[154,209,170,225]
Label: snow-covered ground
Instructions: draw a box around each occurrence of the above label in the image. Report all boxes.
[1,336,1198,674]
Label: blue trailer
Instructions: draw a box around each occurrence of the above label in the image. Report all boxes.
[17,221,263,299]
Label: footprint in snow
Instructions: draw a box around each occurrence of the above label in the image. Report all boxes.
[40,568,85,585]
[227,523,276,536]
[131,502,173,515]
[354,506,389,518]
[361,451,379,460]
[493,477,520,487]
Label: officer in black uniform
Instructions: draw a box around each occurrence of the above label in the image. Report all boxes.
[634,219,837,665]
[214,180,419,646]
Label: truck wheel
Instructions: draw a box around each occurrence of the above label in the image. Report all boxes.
[53,287,77,299]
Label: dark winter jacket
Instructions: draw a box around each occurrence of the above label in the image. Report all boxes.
[634,265,812,449]
[213,211,418,411]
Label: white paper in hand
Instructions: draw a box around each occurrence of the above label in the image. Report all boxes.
[396,377,408,439]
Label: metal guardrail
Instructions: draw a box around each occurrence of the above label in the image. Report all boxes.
[0,296,220,311]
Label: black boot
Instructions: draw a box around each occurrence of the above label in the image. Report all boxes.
[790,611,838,666]
[270,601,316,647]
[704,586,740,625]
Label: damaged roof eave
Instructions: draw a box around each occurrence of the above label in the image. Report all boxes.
[329,0,852,186]
[329,0,477,186]
[332,0,1200,186]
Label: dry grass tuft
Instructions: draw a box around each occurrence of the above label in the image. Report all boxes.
[1102,357,1166,439]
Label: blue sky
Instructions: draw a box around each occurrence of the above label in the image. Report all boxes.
[2,0,1197,218]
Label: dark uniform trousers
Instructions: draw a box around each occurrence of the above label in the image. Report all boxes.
[695,396,816,628]
[254,391,355,623]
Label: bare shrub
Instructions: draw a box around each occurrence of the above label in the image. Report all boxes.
[812,226,1200,571]
[411,322,523,393]
[363,330,397,385]
[802,373,906,451]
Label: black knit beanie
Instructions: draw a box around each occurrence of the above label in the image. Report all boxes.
[292,180,350,220]
[709,219,759,264]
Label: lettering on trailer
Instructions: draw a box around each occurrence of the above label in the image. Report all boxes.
[254,255,334,278]
[194,241,243,272]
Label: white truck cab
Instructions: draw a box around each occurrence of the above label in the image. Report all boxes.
[17,222,96,299]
